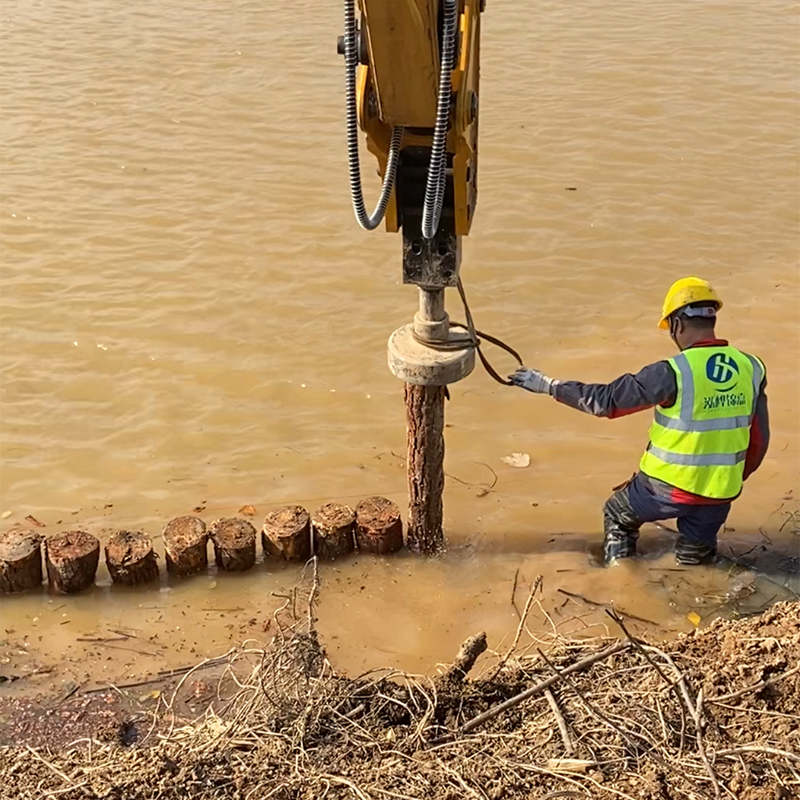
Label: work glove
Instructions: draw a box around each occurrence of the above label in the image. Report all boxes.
[508,367,557,395]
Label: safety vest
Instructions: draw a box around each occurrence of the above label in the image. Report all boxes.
[640,345,764,500]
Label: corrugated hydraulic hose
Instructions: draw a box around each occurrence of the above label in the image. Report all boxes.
[344,0,402,231]
[421,0,458,240]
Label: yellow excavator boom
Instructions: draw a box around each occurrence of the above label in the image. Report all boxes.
[337,1,486,553]
[341,0,483,285]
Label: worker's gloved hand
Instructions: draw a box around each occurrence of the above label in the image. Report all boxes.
[508,367,557,395]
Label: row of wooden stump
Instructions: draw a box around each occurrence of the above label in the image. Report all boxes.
[0,497,404,595]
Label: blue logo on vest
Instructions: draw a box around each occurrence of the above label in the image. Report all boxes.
[706,353,739,391]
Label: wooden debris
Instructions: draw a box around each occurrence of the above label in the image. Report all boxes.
[209,518,257,571]
[0,529,43,594]
[355,496,404,555]
[457,641,630,736]
[444,632,488,682]
[311,503,355,560]
[162,516,208,577]
[105,530,159,586]
[262,505,311,561]
[45,531,100,594]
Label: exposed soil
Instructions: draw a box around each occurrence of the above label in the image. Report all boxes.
[1,584,797,800]
[0,690,140,750]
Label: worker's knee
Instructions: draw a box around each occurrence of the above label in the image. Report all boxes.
[603,487,640,531]
[674,504,729,565]
[603,487,643,566]
[675,535,717,565]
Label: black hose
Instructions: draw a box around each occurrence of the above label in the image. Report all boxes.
[344,0,402,231]
[421,0,458,240]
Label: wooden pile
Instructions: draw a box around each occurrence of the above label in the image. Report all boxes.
[0,495,406,595]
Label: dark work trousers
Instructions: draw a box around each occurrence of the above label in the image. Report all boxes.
[603,473,731,566]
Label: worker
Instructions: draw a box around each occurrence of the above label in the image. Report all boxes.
[509,277,770,567]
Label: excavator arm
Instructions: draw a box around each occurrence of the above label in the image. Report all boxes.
[337,1,486,553]
[340,0,482,285]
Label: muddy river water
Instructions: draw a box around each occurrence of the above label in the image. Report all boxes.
[0,0,798,692]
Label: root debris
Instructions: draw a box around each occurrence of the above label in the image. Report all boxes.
[1,566,798,800]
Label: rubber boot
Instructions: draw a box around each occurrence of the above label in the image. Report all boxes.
[603,488,642,567]
[675,535,716,566]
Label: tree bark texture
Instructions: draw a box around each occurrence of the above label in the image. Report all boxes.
[262,505,311,561]
[162,516,208,577]
[0,529,43,594]
[355,496,404,555]
[105,530,159,586]
[444,632,488,682]
[45,531,100,594]
[311,503,356,560]
[209,518,257,571]
[404,383,445,554]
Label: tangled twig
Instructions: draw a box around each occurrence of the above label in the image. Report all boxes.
[2,585,798,800]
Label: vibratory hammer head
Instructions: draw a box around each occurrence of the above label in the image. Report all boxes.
[387,322,476,386]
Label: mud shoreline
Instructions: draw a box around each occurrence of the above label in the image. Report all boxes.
[1,573,797,800]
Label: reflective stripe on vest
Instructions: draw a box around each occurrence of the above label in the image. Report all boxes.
[639,345,764,500]
[654,353,763,433]
[653,411,751,432]
[646,445,747,467]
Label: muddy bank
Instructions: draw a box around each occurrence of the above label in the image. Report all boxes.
[1,577,798,800]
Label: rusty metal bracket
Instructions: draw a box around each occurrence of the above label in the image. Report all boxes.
[396,147,460,288]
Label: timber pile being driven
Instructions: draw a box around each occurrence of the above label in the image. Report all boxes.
[0,567,797,800]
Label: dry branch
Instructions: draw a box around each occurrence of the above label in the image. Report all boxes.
[2,586,798,800]
[544,688,574,755]
[445,632,488,682]
[458,641,630,736]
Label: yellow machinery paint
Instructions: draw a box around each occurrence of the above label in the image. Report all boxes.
[358,0,481,236]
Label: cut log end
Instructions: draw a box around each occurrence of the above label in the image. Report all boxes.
[209,518,257,571]
[262,505,311,561]
[162,516,208,577]
[0,529,43,594]
[355,496,404,555]
[311,503,355,560]
[105,530,159,586]
[45,530,100,594]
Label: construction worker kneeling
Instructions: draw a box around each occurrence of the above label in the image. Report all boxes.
[509,277,769,567]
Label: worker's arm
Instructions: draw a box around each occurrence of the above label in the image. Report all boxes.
[743,379,770,479]
[509,362,677,418]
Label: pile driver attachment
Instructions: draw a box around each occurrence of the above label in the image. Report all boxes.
[338,0,486,553]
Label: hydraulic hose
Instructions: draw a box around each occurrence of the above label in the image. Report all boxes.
[344,0,402,231]
[421,0,458,240]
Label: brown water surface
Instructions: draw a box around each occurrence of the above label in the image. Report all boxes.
[1,0,798,690]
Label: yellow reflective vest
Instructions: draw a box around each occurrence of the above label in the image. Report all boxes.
[640,345,764,500]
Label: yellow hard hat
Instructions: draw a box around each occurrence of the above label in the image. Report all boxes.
[659,277,722,329]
